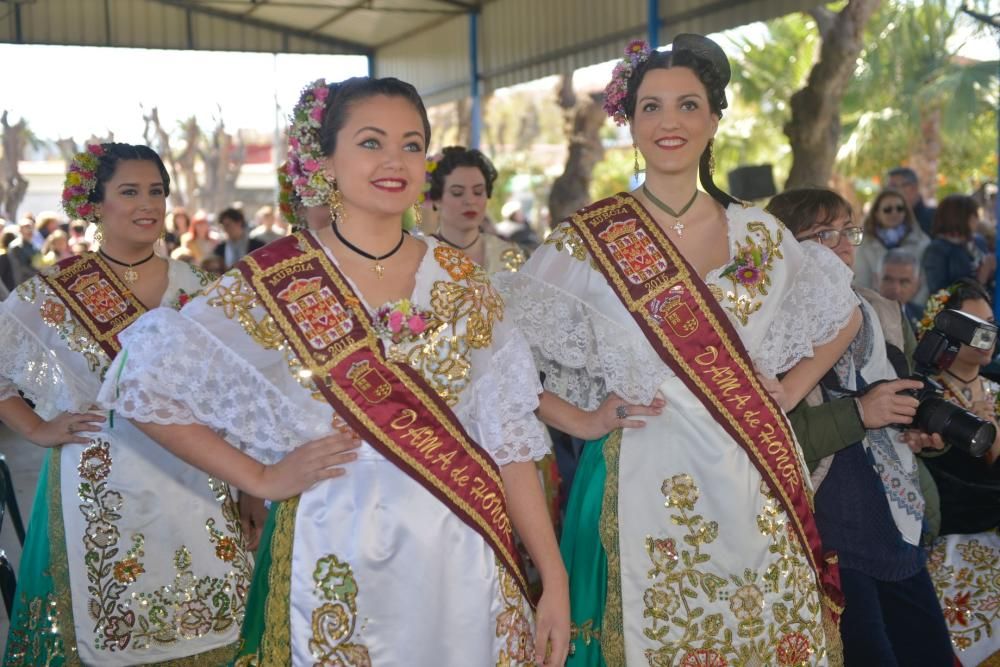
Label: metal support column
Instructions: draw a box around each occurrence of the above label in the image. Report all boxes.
[469,10,482,149]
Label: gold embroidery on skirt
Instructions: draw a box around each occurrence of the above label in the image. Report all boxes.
[599,429,626,665]
[641,477,825,667]
[495,557,534,666]
[308,554,371,665]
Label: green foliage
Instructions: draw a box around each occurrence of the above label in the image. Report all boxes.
[720,0,998,198]
[592,148,634,200]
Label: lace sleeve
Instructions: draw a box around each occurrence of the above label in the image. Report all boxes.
[495,248,668,409]
[0,309,90,415]
[458,326,547,465]
[98,308,322,465]
[755,240,859,376]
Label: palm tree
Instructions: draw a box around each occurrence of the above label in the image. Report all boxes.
[838,0,998,197]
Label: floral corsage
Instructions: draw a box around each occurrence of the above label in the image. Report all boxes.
[374,299,435,344]
[719,244,771,291]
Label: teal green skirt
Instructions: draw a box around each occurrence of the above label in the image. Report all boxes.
[562,434,611,666]
[3,449,72,666]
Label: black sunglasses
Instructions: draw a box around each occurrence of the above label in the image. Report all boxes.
[881,204,906,214]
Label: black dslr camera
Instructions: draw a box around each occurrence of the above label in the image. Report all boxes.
[907,309,999,457]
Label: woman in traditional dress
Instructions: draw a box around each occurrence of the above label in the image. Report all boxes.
[496,36,863,665]
[426,146,528,273]
[97,76,658,666]
[1,143,251,666]
[920,279,1000,665]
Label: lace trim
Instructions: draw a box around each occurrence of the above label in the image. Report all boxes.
[755,241,859,377]
[495,272,667,409]
[456,329,547,465]
[99,309,318,465]
[0,312,92,415]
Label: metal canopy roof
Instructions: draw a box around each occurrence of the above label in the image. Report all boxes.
[0,0,815,104]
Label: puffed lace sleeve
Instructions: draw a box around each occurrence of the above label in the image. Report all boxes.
[98,272,331,464]
[493,224,668,409]
[456,318,547,465]
[754,240,859,376]
[0,284,95,415]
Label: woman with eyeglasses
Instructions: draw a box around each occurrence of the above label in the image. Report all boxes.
[854,189,931,307]
[922,194,996,295]
[766,187,954,666]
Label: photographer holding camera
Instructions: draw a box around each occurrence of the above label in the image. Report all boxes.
[767,188,954,666]
[920,278,1000,663]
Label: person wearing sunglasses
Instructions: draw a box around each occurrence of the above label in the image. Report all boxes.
[766,187,953,666]
[855,188,930,310]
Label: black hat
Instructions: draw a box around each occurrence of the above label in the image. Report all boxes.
[672,34,731,88]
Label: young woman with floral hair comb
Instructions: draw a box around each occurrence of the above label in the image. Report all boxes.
[496,35,864,665]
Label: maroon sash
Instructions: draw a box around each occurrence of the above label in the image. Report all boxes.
[237,233,529,599]
[568,194,844,615]
[39,253,146,360]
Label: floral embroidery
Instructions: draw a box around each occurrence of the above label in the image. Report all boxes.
[435,245,477,281]
[3,592,67,666]
[713,221,783,326]
[569,619,601,647]
[641,476,824,666]
[113,557,145,584]
[495,557,533,667]
[169,288,197,310]
[16,278,37,302]
[77,443,251,653]
[206,271,284,350]
[384,253,503,406]
[39,299,66,325]
[30,279,106,373]
[499,247,527,272]
[928,530,1000,655]
[308,553,371,665]
[544,222,590,263]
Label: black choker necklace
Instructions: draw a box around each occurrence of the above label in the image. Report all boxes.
[642,185,699,236]
[332,223,406,279]
[945,369,980,385]
[434,231,480,251]
[98,249,156,284]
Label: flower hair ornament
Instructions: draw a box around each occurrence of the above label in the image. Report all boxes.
[286,79,332,207]
[419,153,443,205]
[277,161,301,228]
[62,144,105,223]
[918,285,959,338]
[604,39,653,126]
[603,34,733,126]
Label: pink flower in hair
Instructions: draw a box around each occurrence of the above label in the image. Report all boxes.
[87,144,104,156]
[314,85,330,101]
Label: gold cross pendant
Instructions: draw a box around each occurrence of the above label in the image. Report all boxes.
[373,261,385,279]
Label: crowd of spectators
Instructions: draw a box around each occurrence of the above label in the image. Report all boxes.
[852,166,996,331]
[0,202,291,297]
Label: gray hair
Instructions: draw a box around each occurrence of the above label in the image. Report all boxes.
[882,248,920,276]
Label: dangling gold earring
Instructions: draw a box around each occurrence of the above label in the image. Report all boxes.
[707,139,716,176]
[633,142,642,180]
[328,179,344,226]
[412,203,422,229]
[94,222,105,245]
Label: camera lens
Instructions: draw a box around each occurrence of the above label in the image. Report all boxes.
[916,397,997,458]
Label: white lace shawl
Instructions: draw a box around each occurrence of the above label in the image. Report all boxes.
[0,259,208,418]
[98,236,547,466]
[495,204,858,409]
